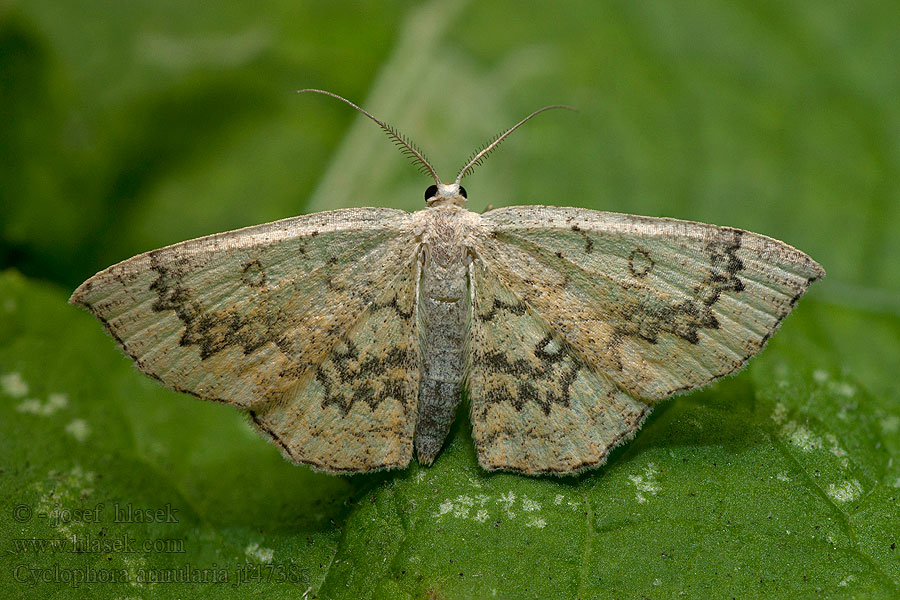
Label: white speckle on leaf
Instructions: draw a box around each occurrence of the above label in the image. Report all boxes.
[881,415,899,434]
[245,542,274,563]
[521,495,541,512]
[890,477,900,489]
[628,462,660,504]
[838,575,856,587]
[16,398,42,414]
[835,382,856,398]
[122,555,148,587]
[48,393,68,408]
[837,404,852,421]
[415,471,426,483]
[36,466,97,534]
[2,372,29,397]
[526,517,546,529]
[0,373,28,398]
[554,494,564,505]
[781,421,823,452]
[449,502,468,518]
[16,393,68,416]
[776,471,790,482]
[65,419,91,442]
[498,491,516,512]
[817,371,856,399]
[825,434,850,468]
[436,491,537,524]
[494,491,517,519]
[436,494,494,521]
[826,480,862,503]
[771,402,788,425]
[453,495,473,518]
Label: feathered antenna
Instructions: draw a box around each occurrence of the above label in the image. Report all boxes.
[454,105,575,185]
[297,89,441,185]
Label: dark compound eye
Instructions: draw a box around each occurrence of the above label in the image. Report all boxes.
[458,186,467,198]
[424,184,438,200]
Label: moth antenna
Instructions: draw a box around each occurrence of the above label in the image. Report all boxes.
[454,105,576,185]
[298,89,440,185]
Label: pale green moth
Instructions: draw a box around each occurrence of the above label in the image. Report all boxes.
[70,90,824,474]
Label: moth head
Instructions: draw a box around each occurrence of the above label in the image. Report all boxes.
[297,89,575,209]
[425,183,468,208]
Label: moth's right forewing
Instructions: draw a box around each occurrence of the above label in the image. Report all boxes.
[70,208,417,410]
[249,250,420,473]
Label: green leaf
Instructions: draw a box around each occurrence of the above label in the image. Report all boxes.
[2,270,899,598]
[3,0,900,598]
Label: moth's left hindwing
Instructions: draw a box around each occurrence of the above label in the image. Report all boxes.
[468,258,652,474]
[465,205,822,474]
[70,208,421,472]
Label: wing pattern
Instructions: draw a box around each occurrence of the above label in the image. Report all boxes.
[71,208,421,471]
[73,201,824,475]
[477,206,824,401]
[249,257,420,471]
[468,259,651,474]
[467,205,822,473]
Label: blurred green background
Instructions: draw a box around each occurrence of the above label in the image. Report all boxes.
[4,0,898,293]
[2,1,899,599]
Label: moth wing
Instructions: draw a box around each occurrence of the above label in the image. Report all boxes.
[250,255,419,472]
[478,205,824,402]
[468,258,651,474]
[71,207,421,472]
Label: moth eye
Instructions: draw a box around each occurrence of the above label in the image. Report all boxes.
[459,186,467,198]
[424,185,438,200]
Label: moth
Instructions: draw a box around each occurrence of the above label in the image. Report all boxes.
[71,90,824,475]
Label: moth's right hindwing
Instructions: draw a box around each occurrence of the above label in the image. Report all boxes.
[71,207,422,471]
[249,253,420,472]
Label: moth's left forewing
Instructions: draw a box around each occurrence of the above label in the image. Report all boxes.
[478,206,824,402]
